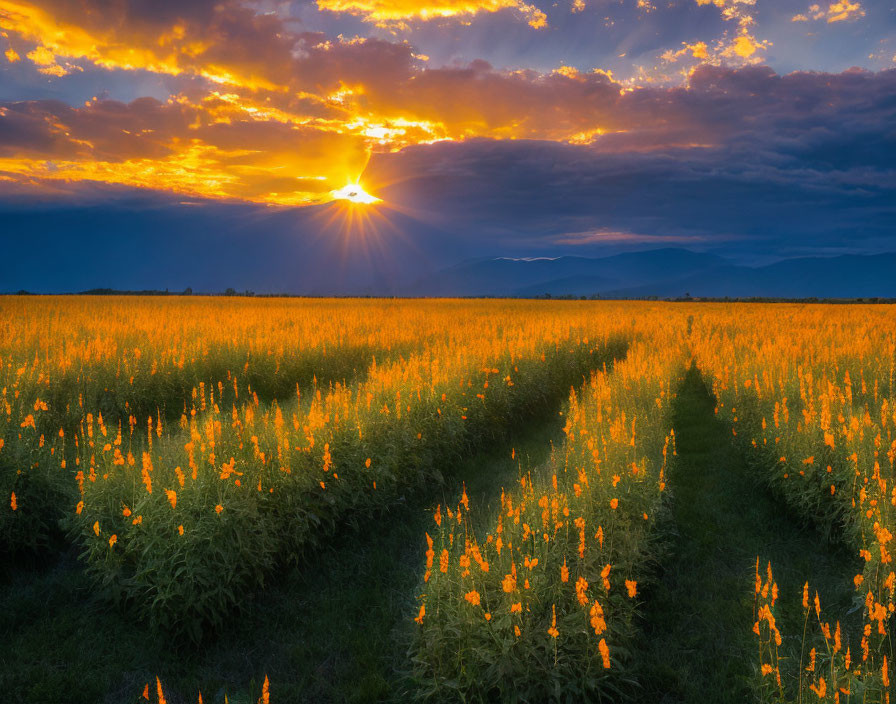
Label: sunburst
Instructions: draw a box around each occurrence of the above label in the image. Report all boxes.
[330,183,381,204]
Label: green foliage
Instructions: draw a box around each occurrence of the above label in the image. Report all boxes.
[72,336,628,641]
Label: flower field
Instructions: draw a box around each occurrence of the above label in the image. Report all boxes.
[2,298,896,703]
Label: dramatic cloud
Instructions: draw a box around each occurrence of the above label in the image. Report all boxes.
[0,0,893,290]
[2,60,893,205]
[360,64,896,257]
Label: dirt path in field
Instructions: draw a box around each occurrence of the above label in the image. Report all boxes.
[634,364,860,704]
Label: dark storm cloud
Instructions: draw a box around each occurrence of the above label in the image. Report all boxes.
[363,65,896,258]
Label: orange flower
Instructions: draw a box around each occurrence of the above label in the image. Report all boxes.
[109,534,117,548]
[122,505,131,517]
[502,573,517,592]
[464,590,481,606]
[166,489,177,509]
[141,452,153,494]
[598,638,611,668]
[560,560,569,583]
[589,600,606,635]
[547,604,559,638]
[178,525,184,536]
[156,677,167,704]
[414,603,425,624]
[10,491,16,511]
[609,498,618,510]
[625,579,637,598]
[601,564,612,591]
[439,549,449,573]
[808,676,826,699]
[261,674,270,704]
[575,576,589,606]
[76,500,84,515]
[93,521,100,536]
[215,504,223,514]
[510,602,522,614]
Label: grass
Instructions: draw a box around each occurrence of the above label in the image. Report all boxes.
[0,405,565,704]
[633,364,861,703]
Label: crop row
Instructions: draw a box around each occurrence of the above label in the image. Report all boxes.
[408,336,684,701]
[66,327,629,639]
[692,305,896,701]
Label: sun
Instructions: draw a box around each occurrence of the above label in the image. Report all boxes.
[331,183,381,204]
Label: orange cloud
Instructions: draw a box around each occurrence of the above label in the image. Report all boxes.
[662,41,709,62]
[722,33,769,59]
[791,2,865,23]
[694,0,756,29]
[315,0,547,27]
[660,0,769,71]
[0,97,372,204]
[0,0,300,89]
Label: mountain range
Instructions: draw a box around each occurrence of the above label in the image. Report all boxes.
[402,249,896,299]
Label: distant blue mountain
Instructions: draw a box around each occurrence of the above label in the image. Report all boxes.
[405,249,896,298]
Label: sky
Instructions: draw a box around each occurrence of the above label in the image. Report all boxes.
[0,0,894,292]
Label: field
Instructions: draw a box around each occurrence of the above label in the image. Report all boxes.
[2,297,895,703]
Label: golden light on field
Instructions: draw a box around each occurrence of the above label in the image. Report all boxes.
[5,298,896,701]
[330,183,382,204]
